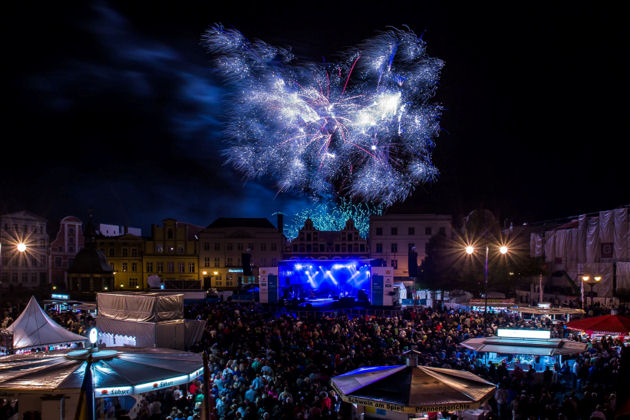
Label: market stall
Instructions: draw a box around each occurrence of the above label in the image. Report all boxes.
[513,304,585,323]
[330,351,496,419]
[460,328,587,372]
[0,343,203,419]
[0,296,87,354]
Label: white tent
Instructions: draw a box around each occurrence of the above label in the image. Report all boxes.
[6,296,87,350]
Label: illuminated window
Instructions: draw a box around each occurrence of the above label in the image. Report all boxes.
[122,263,128,272]
[188,263,195,273]
[177,262,185,273]
[204,257,210,267]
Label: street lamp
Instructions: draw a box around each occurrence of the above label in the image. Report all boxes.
[17,243,27,253]
[465,244,509,318]
[582,275,601,309]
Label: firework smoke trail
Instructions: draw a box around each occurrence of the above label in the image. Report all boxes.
[203,25,443,207]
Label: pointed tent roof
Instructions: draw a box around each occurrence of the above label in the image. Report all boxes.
[331,364,496,414]
[6,296,87,349]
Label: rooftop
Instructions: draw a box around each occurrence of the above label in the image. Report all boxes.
[206,218,276,230]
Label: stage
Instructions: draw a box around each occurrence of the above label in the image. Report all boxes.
[259,259,396,307]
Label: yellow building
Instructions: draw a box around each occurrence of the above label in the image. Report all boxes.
[97,233,144,290]
[143,219,203,289]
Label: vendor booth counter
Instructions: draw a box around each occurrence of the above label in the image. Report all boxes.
[461,329,587,373]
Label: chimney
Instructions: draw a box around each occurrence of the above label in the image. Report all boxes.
[277,213,284,235]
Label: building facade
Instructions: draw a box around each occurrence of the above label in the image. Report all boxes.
[198,218,285,290]
[0,210,50,288]
[285,218,369,260]
[67,215,114,298]
[369,213,453,279]
[97,233,144,290]
[143,219,203,289]
[50,216,84,288]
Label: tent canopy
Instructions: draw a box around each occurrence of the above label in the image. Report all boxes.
[0,347,202,397]
[6,296,86,350]
[331,364,496,414]
[566,314,630,335]
[97,292,183,322]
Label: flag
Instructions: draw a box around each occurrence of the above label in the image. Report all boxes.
[74,359,95,420]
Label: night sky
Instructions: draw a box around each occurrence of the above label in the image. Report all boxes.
[2,2,627,232]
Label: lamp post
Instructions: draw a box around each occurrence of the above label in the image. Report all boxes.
[465,244,509,320]
[582,275,601,310]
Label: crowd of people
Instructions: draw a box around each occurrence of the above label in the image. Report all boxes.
[1,297,628,419]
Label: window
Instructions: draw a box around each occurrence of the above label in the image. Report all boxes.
[167,229,174,239]
[227,243,233,251]
[122,248,128,257]
[129,278,138,288]
[203,242,210,251]
[204,257,210,267]
[167,262,175,273]
[214,257,220,267]
[425,227,432,235]
[31,273,38,283]
[237,243,244,251]
[360,244,365,252]
[68,246,74,253]
[131,248,138,257]
[40,226,43,234]
[391,259,398,269]
[58,246,63,252]
[122,263,128,272]
[188,263,195,273]
[391,243,398,253]
[376,227,383,236]
[408,227,415,235]
[147,262,153,272]
[248,243,254,251]
[178,262,185,273]
[1,272,7,283]
[227,257,233,266]
[261,243,267,251]
[156,244,164,253]
[271,243,277,251]
[69,227,75,235]
[177,247,184,254]
[391,227,398,235]
[214,243,220,251]
[320,244,325,252]
[12,273,18,282]
[439,227,446,236]
[335,244,340,252]
[131,263,137,272]
[157,262,164,273]
[307,233,312,241]
[22,273,28,283]
[55,257,62,268]
[375,243,383,253]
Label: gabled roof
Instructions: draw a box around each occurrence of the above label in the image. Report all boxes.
[67,246,113,274]
[206,218,276,230]
[0,210,47,222]
[6,296,87,349]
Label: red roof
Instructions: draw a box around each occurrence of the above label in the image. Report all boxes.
[566,314,630,334]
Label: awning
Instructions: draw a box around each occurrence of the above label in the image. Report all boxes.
[566,314,630,335]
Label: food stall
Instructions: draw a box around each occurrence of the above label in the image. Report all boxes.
[513,303,585,323]
[460,328,587,372]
